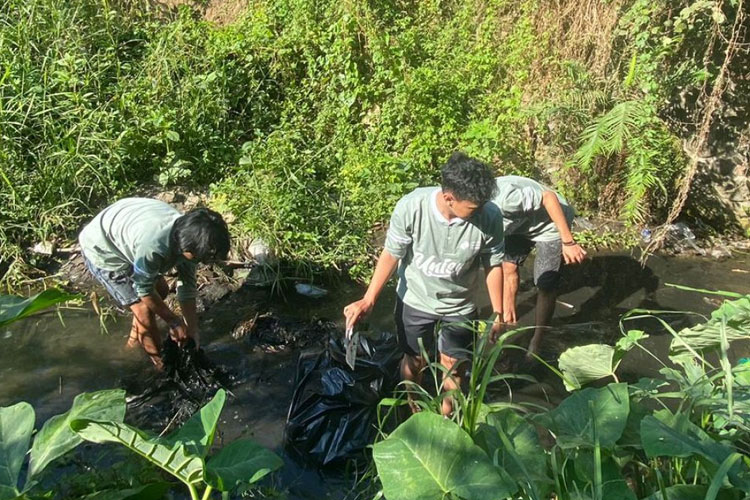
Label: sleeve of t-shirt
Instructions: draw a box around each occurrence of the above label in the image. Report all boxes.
[175,260,198,302]
[132,251,162,297]
[501,184,544,217]
[480,205,505,268]
[383,197,413,259]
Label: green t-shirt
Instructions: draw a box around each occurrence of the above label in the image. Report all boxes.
[492,176,575,242]
[384,187,505,316]
[78,198,197,302]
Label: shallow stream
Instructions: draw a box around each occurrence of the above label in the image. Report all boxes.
[1,251,749,498]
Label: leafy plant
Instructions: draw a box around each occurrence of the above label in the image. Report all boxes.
[72,389,283,500]
[0,390,126,499]
[0,288,79,328]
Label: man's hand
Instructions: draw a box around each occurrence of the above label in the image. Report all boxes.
[562,243,587,265]
[168,317,189,346]
[489,316,505,343]
[343,298,374,329]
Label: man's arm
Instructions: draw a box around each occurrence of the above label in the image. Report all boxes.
[541,191,586,264]
[501,261,518,324]
[344,249,399,329]
[179,299,199,347]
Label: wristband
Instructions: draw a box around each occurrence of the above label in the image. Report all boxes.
[562,240,577,246]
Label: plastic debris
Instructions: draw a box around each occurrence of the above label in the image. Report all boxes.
[640,228,652,243]
[666,223,706,255]
[285,333,401,465]
[295,283,328,298]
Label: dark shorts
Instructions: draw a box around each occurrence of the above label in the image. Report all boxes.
[395,298,477,360]
[82,254,141,307]
[504,236,563,291]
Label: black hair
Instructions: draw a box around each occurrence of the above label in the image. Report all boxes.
[171,208,230,262]
[440,151,497,205]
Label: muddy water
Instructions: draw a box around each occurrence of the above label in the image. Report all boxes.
[1,251,748,498]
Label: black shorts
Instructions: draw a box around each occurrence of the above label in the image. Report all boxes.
[503,236,563,291]
[395,298,477,360]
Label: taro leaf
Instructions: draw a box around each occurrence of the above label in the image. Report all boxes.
[641,484,736,500]
[669,295,750,364]
[28,389,125,481]
[641,415,750,491]
[558,344,617,391]
[617,399,650,448]
[71,420,204,485]
[572,451,636,500]
[81,482,171,500]
[372,412,516,500]
[0,289,79,327]
[161,389,225,457]
[475,409,553,499]
[534,383,629,449]
[204,438,283,491]
[0,402,34,499]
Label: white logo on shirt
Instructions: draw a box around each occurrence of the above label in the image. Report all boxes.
[412,251,464,278]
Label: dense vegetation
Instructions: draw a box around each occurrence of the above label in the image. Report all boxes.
[0,0,744,283]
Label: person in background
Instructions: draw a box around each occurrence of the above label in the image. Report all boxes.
[491,176,586,358]
[343,152,505,416]
[79,198,230,368]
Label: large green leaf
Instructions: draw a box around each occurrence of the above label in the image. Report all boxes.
[0,289,79,328]
[572,451,636,500]
[641,484,736,500]
[558,344,617,391]
[372,412,516,500]
[534,383,629,449]
[204,438,283,491]
[71,420,204,485]
[161,389,225,457]
[669,295,750,364]
[0,402,34,499]
[641,415,750,491]
[81,482,171,500]
[475,409,553,499]
[28,389,126,481]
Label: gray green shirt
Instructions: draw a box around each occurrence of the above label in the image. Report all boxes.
[492,176,575,242]
[78,198,198,302]
[384,187,505,316]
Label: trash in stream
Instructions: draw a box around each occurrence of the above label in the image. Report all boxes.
[285,332,401,466]
[124,337,234,433]
[294,283,328,298]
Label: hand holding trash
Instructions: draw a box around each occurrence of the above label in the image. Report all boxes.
[343,298,374,330]
[168,317,190,347]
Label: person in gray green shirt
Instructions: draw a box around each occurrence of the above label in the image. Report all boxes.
[79,198,230,369]
[344,152,505,416]
[491,176,586,358]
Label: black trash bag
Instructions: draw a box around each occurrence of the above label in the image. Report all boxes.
[284,332,402,466]
[125,337,233,431]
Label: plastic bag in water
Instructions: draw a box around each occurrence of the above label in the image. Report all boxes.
[284,332,401,466]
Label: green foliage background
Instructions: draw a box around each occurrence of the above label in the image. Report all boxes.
[0,0,740,281]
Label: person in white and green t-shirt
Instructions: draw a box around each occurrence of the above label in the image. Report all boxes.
[344,152,506,416]
[491,176,587,358]
[79,198,230,369]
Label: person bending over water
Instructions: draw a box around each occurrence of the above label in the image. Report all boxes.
[344,152,506,416]
[79,198,230,369]
[491,176,586,358]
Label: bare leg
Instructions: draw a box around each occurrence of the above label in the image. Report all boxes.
[400,353,425,413]
[130,301,163,370]
[527,288,556,358]
[440,353,463,417]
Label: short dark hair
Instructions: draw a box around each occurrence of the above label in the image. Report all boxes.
[171,208,230,262]
[440,151,497,205]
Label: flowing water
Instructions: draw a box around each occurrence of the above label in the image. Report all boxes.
[1,251,749,498]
